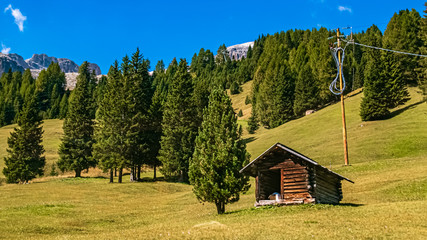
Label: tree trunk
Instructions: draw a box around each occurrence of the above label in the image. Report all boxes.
[109,169,114,183]
[215,201,225,214]
[137,165,141,181]
[130,166,134,182]
[178,170,188,183]
[178,171,184,182]
[118,168,123,183]
[75,169,81,178]
[153,164,157,181]
[114,168,117,177]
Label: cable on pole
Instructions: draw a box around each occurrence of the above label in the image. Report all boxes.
[329,42,350,95]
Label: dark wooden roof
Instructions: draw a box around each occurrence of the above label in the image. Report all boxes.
[240,142,353,183]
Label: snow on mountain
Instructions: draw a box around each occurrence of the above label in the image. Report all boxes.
[227,41,254,60]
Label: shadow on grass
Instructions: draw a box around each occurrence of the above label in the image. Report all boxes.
[337,202,364,207]
[138,176,166,182]
[242,136,257,145]
[387,100,425,119]
[224,202,364,215]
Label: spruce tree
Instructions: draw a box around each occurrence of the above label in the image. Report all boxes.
[58,92,69,119]
[189,88,250,214]
[94,49,152,182]
[158,59,197,182]
[360,50,408,121]
[57,62,95,177]
[255,60,295,128]
[383,9,422,84]
[293,64,319,116]
[247,111,259,134]
[147,60,169,180]
[93,61,124,183]
[125,48,152,180]
[3,93,45,183]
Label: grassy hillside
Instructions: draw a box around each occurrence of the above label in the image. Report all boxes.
[0,85,426,239]
[244,87,427,166]
[229,80,253,120]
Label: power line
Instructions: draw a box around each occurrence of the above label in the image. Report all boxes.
[342,39,427,58]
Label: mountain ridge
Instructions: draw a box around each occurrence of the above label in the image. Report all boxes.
[0,52,102,89]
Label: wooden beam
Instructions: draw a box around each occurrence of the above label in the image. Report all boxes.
[280,168,284,199]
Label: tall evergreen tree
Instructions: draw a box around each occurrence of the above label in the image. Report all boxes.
[58,92,69,119]
[3,93,45,183]
[94,49,152,182]
[147,60,169,180]
[158,59,197,182]
[360,50,408,121]
[293,64,319,116]
[255,59,295,128]
[383,9,422,84]
[35,62,66,119]
[189,88,250,214]
[93,61,125,183]
[57,62,96,177]
[126,48,152,180]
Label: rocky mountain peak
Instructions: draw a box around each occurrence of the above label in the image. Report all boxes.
[227,41,254,60]
[26,53,58,69]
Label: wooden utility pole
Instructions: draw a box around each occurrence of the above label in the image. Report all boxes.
[337,28,349,166]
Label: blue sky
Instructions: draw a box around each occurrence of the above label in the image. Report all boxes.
[0,0,425,74]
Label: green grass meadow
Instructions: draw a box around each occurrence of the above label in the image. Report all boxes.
[0,85,426,239]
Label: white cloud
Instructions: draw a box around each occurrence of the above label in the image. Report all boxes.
[338,6,352,13]
[1,43,11,54]
[4,4,27,32]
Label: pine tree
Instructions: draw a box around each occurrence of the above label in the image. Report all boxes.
[247,111,259,134]
[57,62,95,177]
[293,64,319,116]
[20,69,34,101]
[35,62,66,119]
[48,84,61,118]
[189,88,250,214]
[147,60,169,180]
[3,93,45,183]
[382,50,409,108]
[93,61,124,183]
[255,59,295,128]
[360,50,408,120]
[383,9,422,84]
[158,59,197,182]
[58,92,69,119]
[126,48,152,180]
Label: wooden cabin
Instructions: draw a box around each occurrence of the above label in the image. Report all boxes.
[240,143,353,206]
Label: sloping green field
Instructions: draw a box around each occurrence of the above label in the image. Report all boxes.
[0,86,426,239]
